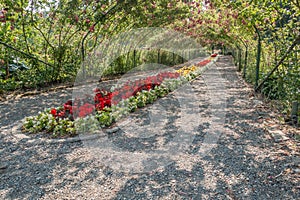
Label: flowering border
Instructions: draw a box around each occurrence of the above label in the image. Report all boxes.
[22,55,218,137]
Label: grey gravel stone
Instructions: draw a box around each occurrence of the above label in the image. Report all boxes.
[268,129,290,142]
[0,164,8,170]
[106,127,120,134]
[0,56,299,199]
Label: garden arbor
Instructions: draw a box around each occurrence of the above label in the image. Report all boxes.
[0,0,299,120]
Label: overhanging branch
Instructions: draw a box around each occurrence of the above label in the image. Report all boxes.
[0,41,54,68]
[255,34,300,92]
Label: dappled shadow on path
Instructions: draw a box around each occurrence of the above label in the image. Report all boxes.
[112,56,299,199]
[0,56,298,199]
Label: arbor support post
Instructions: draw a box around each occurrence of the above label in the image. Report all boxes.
[254,26,262,89]
[291,101,299,126]
[238,47,242,71]
[157,49,160,64]
[133,50,136,68]
[243,46,248,78]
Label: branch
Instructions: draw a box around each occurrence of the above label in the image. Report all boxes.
[255,34,300,92]
[0,41,55,68]
[81,2,120,62]
[29,5,54,51]
[20,0,31,54]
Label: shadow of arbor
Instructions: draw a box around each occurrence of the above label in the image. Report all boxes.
[0,56,298,199]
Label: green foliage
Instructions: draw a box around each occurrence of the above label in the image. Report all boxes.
[2,0,298,120]
[191,0,300,115]
[153,85,168,98]
[74,115,99,134]
[261,74,285,100]
[0,0,190,90]
[101,49,188,77]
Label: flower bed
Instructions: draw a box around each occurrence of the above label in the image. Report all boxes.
[50,71,180,120]
[22,55,217,137]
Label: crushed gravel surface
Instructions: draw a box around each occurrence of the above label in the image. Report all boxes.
[1,56,299,199]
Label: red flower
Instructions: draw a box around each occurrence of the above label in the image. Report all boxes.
[198,59,210,66]
[104,100,111,107]
[58,111,65,117]
[64,104,72,110]
[65,100,72,105]
[126,91,132,98]
[95,101,105,111]
[112,91,119,97]
[78,103,95,118]
[50,108,57,116]
[78,110,87,118]
[103,95,112,107]
[71,106,77,115]
[94,93,103,103]
[146,84,152,91]
[123,85,131,91]
[107,92,112,99]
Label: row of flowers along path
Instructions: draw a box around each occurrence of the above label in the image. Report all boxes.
[22,54,217,137]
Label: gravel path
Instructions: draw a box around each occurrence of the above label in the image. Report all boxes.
[1,56,299,199]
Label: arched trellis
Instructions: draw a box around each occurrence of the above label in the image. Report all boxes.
[76,27,208,83]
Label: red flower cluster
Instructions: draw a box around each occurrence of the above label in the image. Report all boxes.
[64,100,75,115]
[211,53,218,57]
[50,71,180,120]
[109,71,180,105]
[78,103,95,118]
[50,100,77,120]
[94,89,112,110]
[197,59,211,66]
[48,57,216,123]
